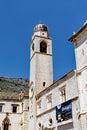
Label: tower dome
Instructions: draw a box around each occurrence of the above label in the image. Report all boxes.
[34,24,48,32]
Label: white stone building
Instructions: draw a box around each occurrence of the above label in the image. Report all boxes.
[29,22,87,130]
[0,22,87,130]
[0,77,29,130]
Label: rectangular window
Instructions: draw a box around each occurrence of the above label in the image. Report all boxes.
[59,86,66,103]
[46,94,52,109]
[11,104,19,113]
[13,106,17,113]
[43,82,46,87]
[0,105,2,112]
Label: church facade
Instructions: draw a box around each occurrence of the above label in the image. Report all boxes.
[29,22,87,130]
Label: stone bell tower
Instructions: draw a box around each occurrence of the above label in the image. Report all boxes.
[69,22,87,130]
[29,24,53,130]
[30,23,53,94]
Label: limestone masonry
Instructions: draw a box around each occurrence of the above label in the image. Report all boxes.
[29,22,87,130]
[0,22,87,130]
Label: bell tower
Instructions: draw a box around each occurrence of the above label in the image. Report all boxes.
[29,24,53,130]
[30,23,53,94]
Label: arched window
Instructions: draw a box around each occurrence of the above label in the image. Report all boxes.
[4,124,8,130]
[2,116,10,130]
[40,41,47,53]
[32,43,34,51]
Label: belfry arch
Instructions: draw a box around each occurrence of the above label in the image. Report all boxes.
[40,41,47,53]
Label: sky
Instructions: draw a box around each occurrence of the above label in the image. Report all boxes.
[0,0,87,80]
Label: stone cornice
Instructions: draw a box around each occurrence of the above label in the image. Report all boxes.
[30,52,52,61]
[36,96,78,117]
[32,35,51,42]
[69,23,87,42]
[76,66,87,76]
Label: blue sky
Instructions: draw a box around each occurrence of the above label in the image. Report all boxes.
[0,0,87,80]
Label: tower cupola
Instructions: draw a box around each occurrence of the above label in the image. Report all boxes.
[34,24,48,32]
[32,24,50,39]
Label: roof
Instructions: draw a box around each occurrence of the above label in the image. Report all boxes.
[0,77,29,101]
[0,92,20,100]
[69,22,87,42]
